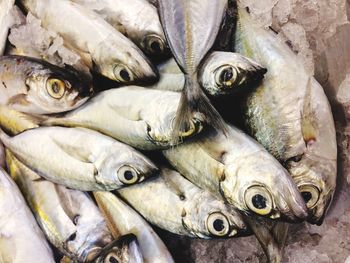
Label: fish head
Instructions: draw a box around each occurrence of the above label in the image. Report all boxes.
[182,191,249,238]
[96,144,158,189]
[221,151,308,222]
[93,40,158,83]
[141,33,169,56]
[145,96,204,146]
[93,234,143,263]
[198,52,267,96]
[24,60,93,114]
[283,78,337,225]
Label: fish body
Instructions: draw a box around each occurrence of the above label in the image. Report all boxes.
[118,167,248,238]
[21,0,157,82]
[0,142,4,168]
[151,51,266,96]
[0,0,15,55]
[158,0,227,139]
[235,8,337,225]
[43,87,203,150]
[6,152,118,262]
[72,0,167,56]
[0,55,92,114]
[94,191,174,263]
[163,124,308,222]
[0,168,55,263]
[0,126,157,190]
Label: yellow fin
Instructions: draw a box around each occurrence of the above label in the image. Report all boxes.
[0,105,43,135]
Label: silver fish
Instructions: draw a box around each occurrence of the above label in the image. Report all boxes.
[0,141,4,168]
[6,151,118,262]
[42,87,203,150]
[72,0,167,56]
[118,167,248,238]
[158,0,227,140]
[0,168,55,263]
[94,191,175,263]
[0,55,92,114]
[0,0,15,55]
[150,51,266,96]
[235,7,337,225]
[0,126,158,191]
[21,0,157,82]
[163,124,308,222]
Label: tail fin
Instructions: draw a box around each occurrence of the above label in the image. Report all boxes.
[171,74,227,144]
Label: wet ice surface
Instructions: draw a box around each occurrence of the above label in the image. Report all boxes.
[161,0,350,262]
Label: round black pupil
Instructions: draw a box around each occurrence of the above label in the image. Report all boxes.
[120,69,131,82]
[124,170,134,181]
[213,219,225,232]
[150,40,162,53]
[109,256,119,263]
[220,68,233,83]
[52,81,60,93]
[302,191,312,203]
[252,194,267,209]
[292,155,302,162]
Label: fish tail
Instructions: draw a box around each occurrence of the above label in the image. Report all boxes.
[171,74,227,144]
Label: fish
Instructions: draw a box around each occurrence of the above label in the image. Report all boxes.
[0,141,4,168]
[94,191,175,263]
[0,168,55,263]
[41,87,204,150]
[150,51,267,96]
[0,126,158,191]
[6,151,130,262]
[0,55,92,114]
[72,0,168,56]
[118,167,249,238]
[163,124,308,222]
[21,0,157,82]
[157,0,228,140]
[235,7,337,225]
[0,0,15,55]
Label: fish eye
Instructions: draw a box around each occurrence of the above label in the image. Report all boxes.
[178,118,203,138]
[244,186,273,215]
[144,34,165,54]
[117,166,140,185]
[206,212,230,237]
[104,252,120,263]
[298,184,320,208]
[113,64,134,82]
[287,154,304,163]
[215,66,238,88]
[46,78,66,99]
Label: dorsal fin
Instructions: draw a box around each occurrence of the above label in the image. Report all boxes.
[301,78,317,143]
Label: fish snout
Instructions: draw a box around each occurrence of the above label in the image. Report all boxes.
[279,190,309,223]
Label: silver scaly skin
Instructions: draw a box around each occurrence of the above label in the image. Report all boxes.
[0,126,158,191]
[72,0,168,56]
[0,0,15,55]
[0,55,92,114]
[0,168,55,263]
[42,87,203,150]
[235,7,337,225]
[21,0,157,83]
[94,191,175,263]
[118,167,249,238]
[6,152,126,262]
[163,124,308,222]
[150,51,266,97]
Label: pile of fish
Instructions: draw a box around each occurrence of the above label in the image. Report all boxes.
[0,0,337,262]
